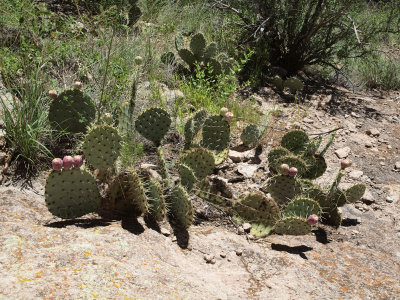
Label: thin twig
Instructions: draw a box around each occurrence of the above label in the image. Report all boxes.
[309,127,342,136]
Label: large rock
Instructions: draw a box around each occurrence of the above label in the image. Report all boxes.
[335,147,351,159]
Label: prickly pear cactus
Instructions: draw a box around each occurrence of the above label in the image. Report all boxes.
[145,179,166,222]
[283,77,304,92]
[169,185,194,229]
[202,115,230,151]
[45,169,101,219]
[268,147,291,171]
[157,146,170,183]
[263,174,303,205]
[273,216,311,235]
[282,197,321,219]
[302,154,327,179]
[190,33,206,59]
[233,193,280,237]
[180,148,215,180]
[135,107,171,145]
[275,155,307,176]
[184,109,208,148]
[178,163,196,192]
[213,148,229,165]
[118,100,135,136]
[178,49,196,70]
[204,42,217,61]
[271,75,284,91]
[241,124,260,146]
[120,169,148,216]
[82,125,122,170]
[345,184,366,204]
[161,52,176,65]
[48,88,96,133]
[281,130,309,154]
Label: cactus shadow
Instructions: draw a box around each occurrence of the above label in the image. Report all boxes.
[270,243,313,260]
[121,217,145,235]
[45,218,112,229]
[169,222,190,249]
[144,215,161,233]
[313,227,330,244]
[341,218,360,227]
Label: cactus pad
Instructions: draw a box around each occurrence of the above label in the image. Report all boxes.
[135,107,171,145]
[118,169,148,216]
[82,125,121,170]
[268,147,291,171]
[161,52,176,65]
[281,130,309,154]
[213,148,229,165]
[284,77,304,92]
[233,193,280,233]
[178,49,196,69]
[145,179,166,222]
[271,75,284,91]
[48,89,96,133]
[273,216,311,235]
[169,185,194,229]
[303,155,327,179]
[282,197,321,219]
[275,155,307,176]
[180,148,215,180]
[184,109,208,147]
[45,169,101,219]
[202,115,230,151]
[118,101,135,136]
[190,33,206,59]
[323,208,342,227]
[264,175,302,205]
[204,42,217,61]
[241,124,260,146]
[345,184,366,204]
[178,163,197,192]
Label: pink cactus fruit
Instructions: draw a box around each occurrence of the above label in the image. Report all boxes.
[73,155,83,169]
[48,90,58,99]
[63,156,74,170]
[52,158,63,171]
[280,163,290,175]
[288,167,298,176]
[220,107,229,116]
[223,111,234,123]
[341,159,352,169]
[307,214,319,225]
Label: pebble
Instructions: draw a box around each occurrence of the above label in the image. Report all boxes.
[220,252,227,258]
[204,255,214,263]
[349,170,364,180]
[303,117,314,124]
[237,227,245,235]
[335,147,351,159]
[242,223,252,232]
[235,249,243,256]
[366,128,380,137]
[386,196,394,203]
[395,162,400,170]
[160,228,171,236]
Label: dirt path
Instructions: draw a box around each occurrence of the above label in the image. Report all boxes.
[1,87,400,299]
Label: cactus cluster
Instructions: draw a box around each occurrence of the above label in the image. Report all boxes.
[271,75,304,93]
[161,33,234,77]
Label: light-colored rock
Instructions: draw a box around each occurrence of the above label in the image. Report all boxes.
[395,161,400,170]
[237,163,258,178]
[349,170,364,180]
[228,149,255,163]
[242,223,252,232]
[160,228,171,237]
[366,128,380,137]
[335,147,351,159]
[302,117,314,124]
[235,249,243,256]
[362,190,375,204]
[386,196,394,203]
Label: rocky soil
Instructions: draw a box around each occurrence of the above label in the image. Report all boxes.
[1,85,400,299]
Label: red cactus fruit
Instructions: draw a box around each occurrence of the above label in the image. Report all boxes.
[63,156,74,170]
[288,167,298,176]
[280,164,290,175]
[307,214,319,225]
[341,159,352,169]
[73,155,83,169]
[220,107,229,116]
[223,111,234,123]
[52,158,63,171]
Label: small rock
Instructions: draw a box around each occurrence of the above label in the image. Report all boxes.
[364,140,373,148]
[335,147,351,159]
[395,162,400,170]
[302,117,314,124]
[237,163,258,178]
[204,255,214,263]
[235,249,243,256]
[242,223,252,232]
[172,236,177,242]
[366,128,380,137]
[0,152,7,164]
[220,252,227,258]
[386,196,394,203]
[140,163,158,170]
[228,149,255,163]
[160,228,171,236]
[237,227,245,235]
[362,190,375,205]
[210,259,216,265]
[349,170,363,180]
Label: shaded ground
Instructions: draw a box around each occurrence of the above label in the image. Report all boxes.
[1,86,400,299]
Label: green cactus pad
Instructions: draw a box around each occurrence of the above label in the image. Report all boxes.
[120,168,148,216]
[128,4,142,26]
[184,109,208,147]
[135,107,171,145]
[250,223,275,238]
[323,207,342,227]
[264,175,302,205]
[175,32,184,51]
[304,186,327,205]
[268,147,291,171]
[213,148,229,165]
[241,124,260,146]
[49,89,96,133]
[145,179,166,222]
[281,130,309,154]
[202,115,230,151]
[303,155,327,179]
[282,197,321,219]
[273,216,311,235]
[271,75,284,91]
[275,155,307,176]
[178,49,196,69]
[190,33,206,59]
[157,146,170,182]
[207,58,222,76]
[45,169,101,219]
[299,179,316,191]
[284,77,304,92]
[180,148,215,180]
[169,185,194,229]
[107,173,135,216]
[233,193,280,231]
[204,42,217,61]
[118,101,135,136]
[178,163,197,192]
[345,184,366,204]
[82,125,122,170]
[328,189,347,208]
[161,52,176,65]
